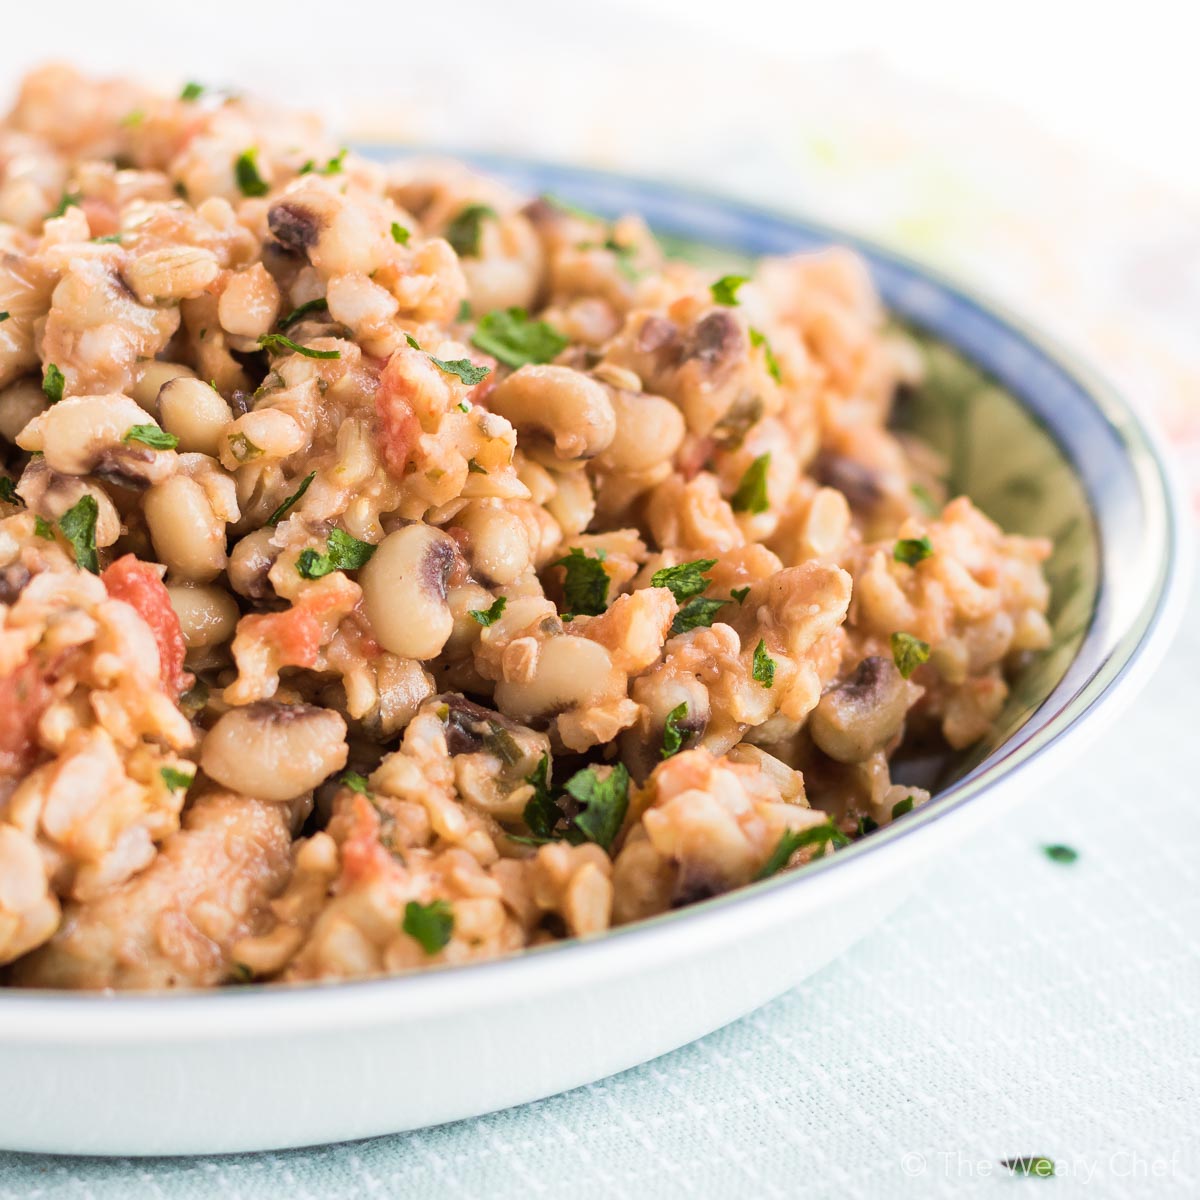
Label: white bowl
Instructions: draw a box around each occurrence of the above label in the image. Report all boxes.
[0,162,1187,1156]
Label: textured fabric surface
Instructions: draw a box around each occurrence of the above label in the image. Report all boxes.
[3,10,1200,1197]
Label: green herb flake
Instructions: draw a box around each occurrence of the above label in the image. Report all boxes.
[456,299,472,322]
[748,327,782,382]
[444,203,497,258]
[160,767,194,792]
[891,631,931,679]
[403,899,455,955]
[731,586,751,605]
[230,962,254,984]
[1043,843,1079,865]
[321,148,347,175]
[180,81,205,101]
[856,815,880,837]
[553,547,609,617]
[390,222,410,245]
[731,452,771,514]
[296,528,377,579]
[0,477,21,506]
[466,456,486,473]
[47,191,80,220]
[469,596,507,626]
[228,432,262,463]
[756,822,850,880]
[234,148,269,197]
[1000,1158,1056,1178]
[120,109,145,129]
[123,424,179,451]
[0,312,9,321]
[671,596,728,636]
[471,307,568,368]
[341,771,373,796]
[564,763,630,852]
[59,494,99,573]
[92,234,122,244]
[42,363,65,404]
[651,558,717,604]
[522,754,559,841]
[404,332,422,351]
[33,515,55,540]
[893,535,934,566]
[257,333,340,360]
[891,795,915,820]
[752,639,776,688]
[429,356,490,386]
[266,471,316,526]
[710,274,749,306]
[278,298,328,330]
[661,701,689,760]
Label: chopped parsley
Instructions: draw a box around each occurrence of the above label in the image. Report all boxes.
[893,535,934,566]
[731,586,751,605]
[752,639,776,688]
[671,596,728,636]
[661,702,689,759]
[160,767,194,792]
[748,327,782,382]
[910,482,938,515]
[234,148,269,197]
[404,333,422,350]
[47,191,80,220]
[257,333,340,359]
[553,547,609,617]
[0,312,8,321]
[563,763,630,852]
[92,234,122,244]
[278,298,328,330]
[403,899,454,955]
[228,431,262,462]
[456,299,472,322]
[123,424,178,450]
[651,558,717,604]
[468,596,507,626]
[756,822,850,880]
[522,754,558,840]
[445,203,497,257]
[890,631,930,679]
[1000,1158,1055,1178]
[710,274,748,306]
[466,457,487,473]
[266,471,315,526]
[296,528,377,579]
[856,815,880,837]
[180,81,205,101]
[42,363,65,404]
[33,515,55,540]
[429,356,490,386]
[341,771,372,795]
[1043,843,1078,865]
[230,962,254,984]
[59,494,99,573]
[299,148,347,176]
[0,477,21,505]
[891,795,915,819]
[390,221,410,245]
[731,453,771,514]
[470,307,568,368]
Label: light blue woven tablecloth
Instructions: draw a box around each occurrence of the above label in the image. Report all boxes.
[3,565,1197,1199]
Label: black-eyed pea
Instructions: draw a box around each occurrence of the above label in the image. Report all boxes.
[16,393,166,478]
[359,525,457,660]
[444,581,498,656]
[595,388,686,475]
[457,501,533,585]
[157,378,234,457]
[144,475,228,582]
[200,702,348,801]
[217,263,281,339]
[799,487,851,560]
[493,634,624,723]
[131,361,196,412]
[808,656,910,765]
[166,584,241,649]
[0,380,47,444]
[487,365,615,463]
[228,528,279,600]
[125,245,220,305]
[544,468,595,538]
[221,409,307,468]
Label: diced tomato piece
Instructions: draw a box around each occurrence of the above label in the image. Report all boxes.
[101,555,190,697]
[375,356,421,478]
[238,607,322,670]
[0,659,52,776]
[339,793,390,884]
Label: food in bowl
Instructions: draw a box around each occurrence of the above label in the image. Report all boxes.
[0,67,1052,990]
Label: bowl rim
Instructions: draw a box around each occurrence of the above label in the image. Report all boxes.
[0,158,1188,1038]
